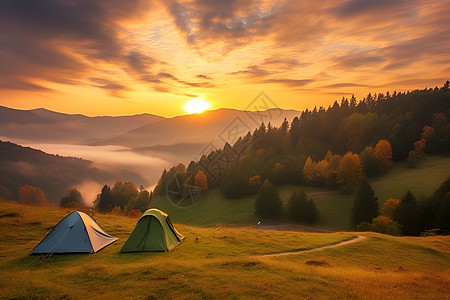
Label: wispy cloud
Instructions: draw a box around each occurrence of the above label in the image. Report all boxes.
[0,0,448,114]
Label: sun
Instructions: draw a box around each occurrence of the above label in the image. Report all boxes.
[184,99,210,114]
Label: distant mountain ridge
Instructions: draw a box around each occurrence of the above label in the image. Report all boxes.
[0,106,165,144]
[95,108,301,148]
[0,105,301,149]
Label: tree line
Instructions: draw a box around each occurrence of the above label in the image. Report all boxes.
[155,82,449,191]
[352,177,450,235]
[153,82,449,230]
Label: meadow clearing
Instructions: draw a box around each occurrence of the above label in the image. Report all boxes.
[1,199,449,299]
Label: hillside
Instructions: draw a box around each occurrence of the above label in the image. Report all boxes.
[152,84,450,230]
[150,156,450,229]
[0,200,449,299]
[0,141,146,204]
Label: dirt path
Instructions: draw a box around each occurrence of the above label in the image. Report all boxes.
[259,235,366,257]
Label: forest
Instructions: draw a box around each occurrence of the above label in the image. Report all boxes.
[153,82,450,234]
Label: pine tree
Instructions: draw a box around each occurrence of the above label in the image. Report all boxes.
[394,191,420,235]
[288,190,318,223]
[95,185,113,212]
[255,179,282,218]
[351,181,379,228]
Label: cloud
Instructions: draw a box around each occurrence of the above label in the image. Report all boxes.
[166,0,278,52]
[0,80,54,92]
[157,72,215,88]
[196,74,212,80]
[335,0,413,17]
[320,83,369,89]
[127,51,160,75]
[229,65,270,77]
[0,0,448,103]
[89,78,131,97]
[264,78,313,88]
[333,52,386,69]
[229,64,313,88]
[0,0,157,94]
[262,57,305,69]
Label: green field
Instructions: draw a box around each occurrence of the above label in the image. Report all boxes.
[0,200,449,299]
[151,155,450,230]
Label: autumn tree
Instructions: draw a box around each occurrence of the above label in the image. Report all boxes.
[370,216,401,236]
[407,126,435,167]
[373,139,393,168]
[255,179,282,218]
[360,146,382,177]
[111,182,139,210]
[303,157,315,185]
[19,184,47,206]
[336,152,365,192]
[381,198,402,219]
[125,189,151,213]
[60,188,83,208]
[303,157,329,186]
[325,152,342,187]
[194,170,208,191]
[351,181,378,228]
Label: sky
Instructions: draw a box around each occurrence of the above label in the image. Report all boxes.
[1,0,449,117]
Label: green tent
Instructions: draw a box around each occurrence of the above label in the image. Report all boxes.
[120,208,184,252]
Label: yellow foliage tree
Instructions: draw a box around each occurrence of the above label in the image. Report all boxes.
[336,152,365,192]
[303,157,315,185]
[373,139,393,168]
[194,170,208,191]
[316,159,329,185]
[381,198,402,219]
[19,184,47,206]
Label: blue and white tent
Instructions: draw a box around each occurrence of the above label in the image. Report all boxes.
[31,211,118,254]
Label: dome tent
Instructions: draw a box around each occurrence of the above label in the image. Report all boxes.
[31,211,118,254]
[120,208,184,253]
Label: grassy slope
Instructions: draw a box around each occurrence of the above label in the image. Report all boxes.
[151,156,450,230]
[0,201,449,299]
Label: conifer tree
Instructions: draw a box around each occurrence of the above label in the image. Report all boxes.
[255,179,282,218]
[288,190,318,223]
[351,181,379,228]
[394,191,420,235]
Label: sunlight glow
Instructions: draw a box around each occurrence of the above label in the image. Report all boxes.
[184,99,210,114]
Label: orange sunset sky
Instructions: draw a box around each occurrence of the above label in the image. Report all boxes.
[1,0,449,117]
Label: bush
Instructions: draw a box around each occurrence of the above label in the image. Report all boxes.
[60,188,83,208]
[129,209,141,218]
[356,222,372,232]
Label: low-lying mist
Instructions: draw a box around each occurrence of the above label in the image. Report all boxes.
[73,180,102,207]
[2,137,172,188]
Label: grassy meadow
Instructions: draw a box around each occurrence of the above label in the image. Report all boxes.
[151,155,450,229]
[1,200,449,299]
